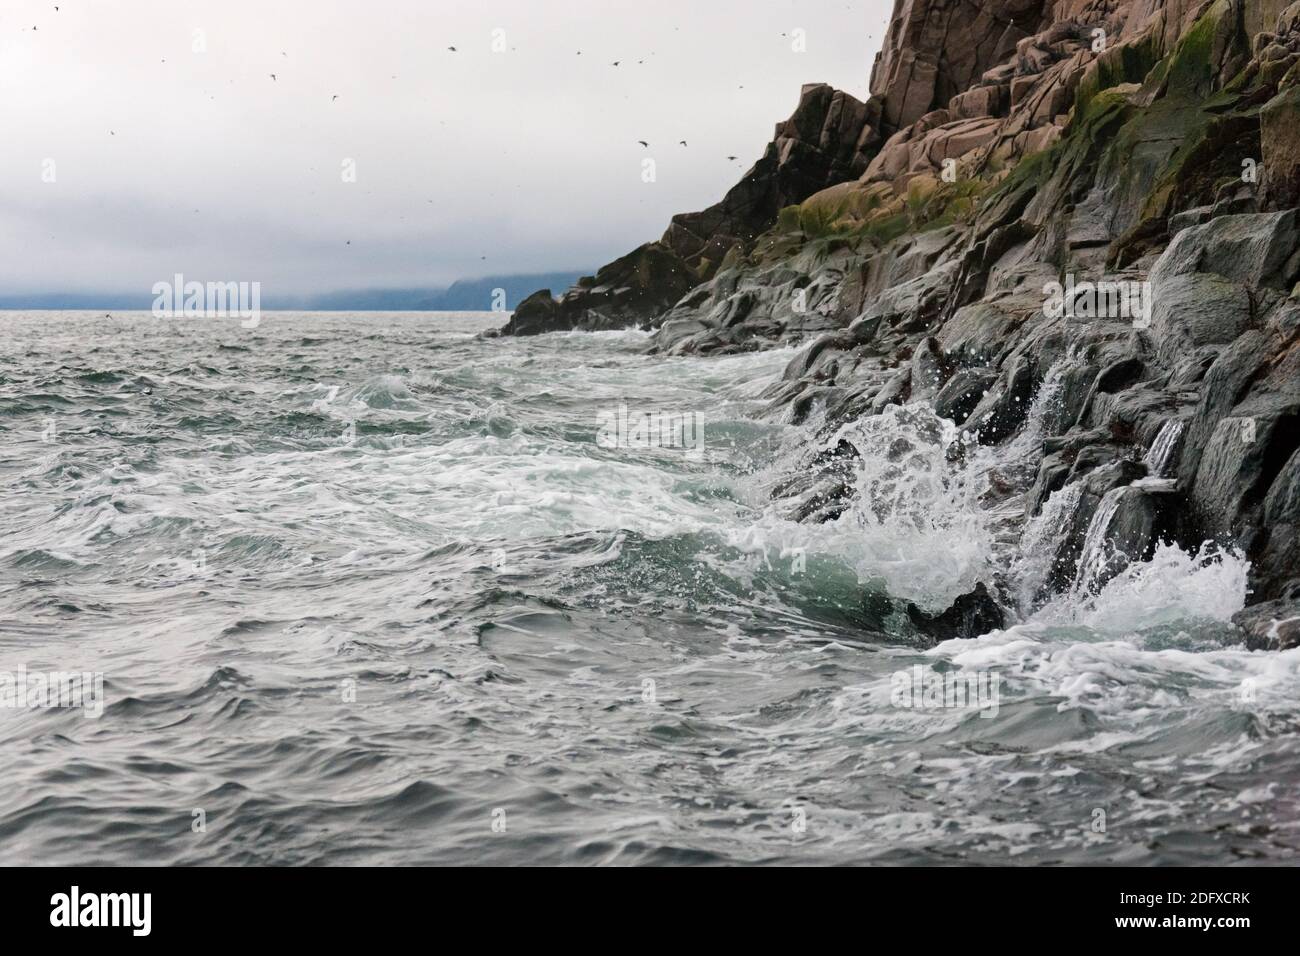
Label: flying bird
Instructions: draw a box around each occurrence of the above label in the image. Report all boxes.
[727,155,737,161]
[637,140,648,147]
[269,73,277,81]
[612,61,620,66]
[679,140,687,146]
[447,46,457,52]
[332,95,339,101]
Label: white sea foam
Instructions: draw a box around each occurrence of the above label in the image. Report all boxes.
[1040,541,1250,631]
[734,402,997,609]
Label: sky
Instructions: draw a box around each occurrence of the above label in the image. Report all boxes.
[0,0,891,297]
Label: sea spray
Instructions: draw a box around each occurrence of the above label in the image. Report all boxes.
[1072,486,1129,595]
[1038,541,1250,630]
[1011,480,1084,613]
[740,402,997,610]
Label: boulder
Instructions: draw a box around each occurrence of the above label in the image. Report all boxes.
[1233,597,1300,650]
[1148,211,1299,290]
[1146,273,1253,365]
[907,583,1006,642]
[1186,395,1300,554]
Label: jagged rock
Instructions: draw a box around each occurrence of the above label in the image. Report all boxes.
[870,367,912,414]
[665,84,879,271]
[1048,459,1148,592]
[771,439,860,523]
[906,583,1006,642]
[909,336,952,400]
[1257,444,1300,600]
[937,299,1030,368]
[655,316,712,353]
[949,85,1007,119]
[1177,331,1275,485]
[1073,484,1174,593]
[1149,210,1299,290]
[1073,356,1148,425]
[1187,394,1300,587]
[501,84,879,336]
[1234,596,1300,650]
[1262,84,1300,208]
[498,243,695,336]
[871,0,1047,130]
[962,355,1038,443]
[1147,273,1252,364]
[934,368,997,423]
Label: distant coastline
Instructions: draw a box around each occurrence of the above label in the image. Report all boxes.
[0,270,587,313]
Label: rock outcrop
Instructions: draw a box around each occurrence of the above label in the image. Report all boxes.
[497,83,880,336]
[495,0,1300,644]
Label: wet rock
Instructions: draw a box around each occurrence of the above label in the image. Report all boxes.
[1147,272,1253,364]
[909,336,952,401]
[499,289,561,337]
[1177,331,1275,482]
[1073,356,1148,428]
[655,316,713,353]
[934,367,997,424]
[963,356,1037,444]
[870,366,912,414]
[499,243,695,336]
[936,299,1028,368]
[1233,597,1300,650]
[1182,388,1300,598]
[1048,459,1148,593]
[1149,211,1299,291]
[771,439,860,523]
[1073,484,1174,593]
[907,583,1006,642]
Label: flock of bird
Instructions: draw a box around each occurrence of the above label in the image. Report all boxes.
[25,0,768,255]
[29,6,756,167]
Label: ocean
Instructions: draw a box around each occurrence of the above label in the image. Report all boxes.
[1,310,1296,864]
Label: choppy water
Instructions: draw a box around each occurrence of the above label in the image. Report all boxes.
[1,310,1297,865]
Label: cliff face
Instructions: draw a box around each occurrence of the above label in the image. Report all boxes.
[500,0,1300,647]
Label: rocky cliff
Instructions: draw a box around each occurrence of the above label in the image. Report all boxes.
[499,0,1300,649]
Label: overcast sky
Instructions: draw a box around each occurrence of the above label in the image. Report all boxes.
[0,0,891,296]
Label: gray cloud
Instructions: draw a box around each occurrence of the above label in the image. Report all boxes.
[0,0,889,297]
